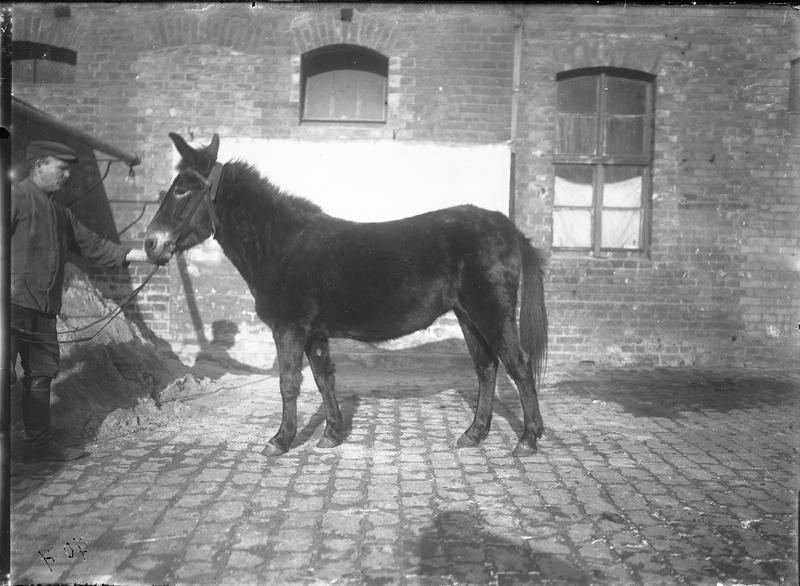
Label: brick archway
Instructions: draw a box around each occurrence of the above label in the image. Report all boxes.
[288,10,408,56]
[147,10,273,54]
[564,37,662,75]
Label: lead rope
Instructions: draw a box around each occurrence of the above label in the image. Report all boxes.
[12,263,163,344]
[13,163,223,345]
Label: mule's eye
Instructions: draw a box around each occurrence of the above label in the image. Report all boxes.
[174,186,190,198]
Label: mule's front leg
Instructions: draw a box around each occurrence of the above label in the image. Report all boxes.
[263,327,305,457]
[305,338,345,448]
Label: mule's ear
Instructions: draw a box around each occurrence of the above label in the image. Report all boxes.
[208,133,220,161]
[169,132,198,162]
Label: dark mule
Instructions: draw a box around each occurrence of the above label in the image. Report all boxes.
[145,133,548,456]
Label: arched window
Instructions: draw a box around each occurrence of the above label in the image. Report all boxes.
[12,40,76,84]
[301,44,388,123]
[553,67,655,254]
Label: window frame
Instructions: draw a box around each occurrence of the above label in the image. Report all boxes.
[553,67,655,256]
[300,44,389,124]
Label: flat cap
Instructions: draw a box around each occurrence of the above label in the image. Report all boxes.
[26,140,79,163]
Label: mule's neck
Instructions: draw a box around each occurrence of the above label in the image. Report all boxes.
[211,162,320,284]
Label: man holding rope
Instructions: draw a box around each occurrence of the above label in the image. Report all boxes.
[10,140,152,462]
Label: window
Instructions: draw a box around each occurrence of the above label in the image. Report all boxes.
[12,40,76,84]
[553,68,655,254]
[301,44,388,123]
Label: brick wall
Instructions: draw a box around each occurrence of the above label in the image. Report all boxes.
[11,3,798,368]
[512,6,798,367]
[513,6,798,367]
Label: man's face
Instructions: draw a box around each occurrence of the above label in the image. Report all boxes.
[33,156,72,193]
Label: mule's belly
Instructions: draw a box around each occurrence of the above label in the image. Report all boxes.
[322,305,448,343]
[311,278,454,342]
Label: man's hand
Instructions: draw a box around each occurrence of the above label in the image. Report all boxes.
[126,248,152,263]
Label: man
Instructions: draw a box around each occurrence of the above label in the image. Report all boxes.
[10,140,151,462]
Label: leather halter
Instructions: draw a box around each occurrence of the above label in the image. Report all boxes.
[203,162,223,235]
[175,162,223,239]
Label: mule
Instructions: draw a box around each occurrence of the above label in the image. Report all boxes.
[144,133,548,456]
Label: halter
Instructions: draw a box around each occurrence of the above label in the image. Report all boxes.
[173,162,223,241]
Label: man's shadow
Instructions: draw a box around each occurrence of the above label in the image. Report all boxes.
[193,320,273,376]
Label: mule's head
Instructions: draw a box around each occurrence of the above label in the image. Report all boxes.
[144,132,221,265]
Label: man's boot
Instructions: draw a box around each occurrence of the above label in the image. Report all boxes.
[21,376,90,462]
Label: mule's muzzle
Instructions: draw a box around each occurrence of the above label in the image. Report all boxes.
[144,231,176,265]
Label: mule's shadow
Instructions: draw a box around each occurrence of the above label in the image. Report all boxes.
[416,510,592,584]
[553,368,798,419]
[294,394,361,448]
[454,373,527,439]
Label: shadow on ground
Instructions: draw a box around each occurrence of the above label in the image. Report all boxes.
[294,395,361,448]
[8,336,192,491]
[416,510,594,585]
[193,319,274,376]
[552,367,799,418]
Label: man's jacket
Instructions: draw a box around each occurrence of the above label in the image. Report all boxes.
[11,178,130,315]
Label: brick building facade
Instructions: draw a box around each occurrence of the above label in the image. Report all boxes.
[8,3,798,368]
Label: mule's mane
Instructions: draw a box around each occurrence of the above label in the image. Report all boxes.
[221,160,323,217]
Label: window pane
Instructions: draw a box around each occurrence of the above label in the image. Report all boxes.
[305,72,335,118]
[330,70,358,119]
[554,165,594,206]
[605,76,647,115]
[356,71,386,119]
[556,75,599,155]
[302,46,388,122]
[12,59,75,84]
[601,209,641,249]
[553,209,592,248]
[558,76,597,113]
[605,116,646,157]
[305,69,385,120]
[603,166,642,207]
[557,114,597,155]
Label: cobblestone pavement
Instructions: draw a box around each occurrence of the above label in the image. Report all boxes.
[10,355,799,585]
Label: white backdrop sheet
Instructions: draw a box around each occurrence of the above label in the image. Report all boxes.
[214,139,511,222]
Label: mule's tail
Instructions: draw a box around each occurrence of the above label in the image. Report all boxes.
[518,234,548,385]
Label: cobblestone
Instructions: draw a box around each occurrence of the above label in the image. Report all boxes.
[10,359,799,585]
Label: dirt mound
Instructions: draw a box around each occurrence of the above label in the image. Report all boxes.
[11,264,212,445]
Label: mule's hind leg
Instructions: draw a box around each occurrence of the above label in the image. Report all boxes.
[455,311,499,448]
[494,320,545,457]
[305,338,345,448]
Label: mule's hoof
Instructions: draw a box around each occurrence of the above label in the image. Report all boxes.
[456,433,480,448]
[262,442,288,457]
[316,435,342,449]
[512,440,538,458]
